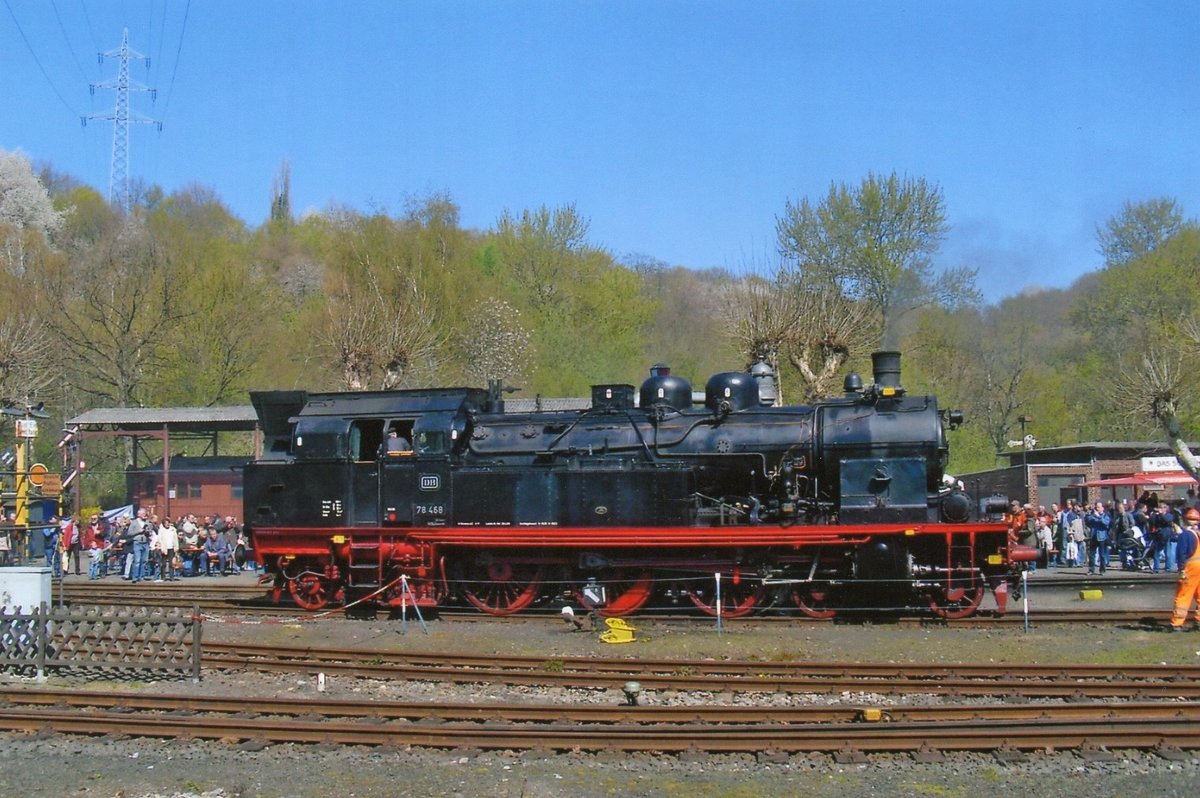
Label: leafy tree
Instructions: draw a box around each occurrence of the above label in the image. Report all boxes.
[484,204,655,393]
[1096,197,1187,268]
[37,219,195,409]
[391,192,478,334]
[494,204,591,310]
[55,185,119,251]
[776,172,978,345]
[627,260,735,384]
[139,186,285,406]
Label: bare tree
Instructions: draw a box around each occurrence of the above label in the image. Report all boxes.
[724,275,799,393]
[1097,202,1200,476]
[725,270,878,403]
[323,270,439,391]
[0,316,55,400]
[783,281,879,401]
[1118,339,1200,478]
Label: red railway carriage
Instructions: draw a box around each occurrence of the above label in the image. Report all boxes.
[245,352,1020,619]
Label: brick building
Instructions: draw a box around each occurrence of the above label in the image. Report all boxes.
[956,441,1198,510]
[126,455,249,521]
[65,405,259,520]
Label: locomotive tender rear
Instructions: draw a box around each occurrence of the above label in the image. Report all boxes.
[245,351,1016,618]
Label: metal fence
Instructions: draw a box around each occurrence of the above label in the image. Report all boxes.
[0,603,202,681]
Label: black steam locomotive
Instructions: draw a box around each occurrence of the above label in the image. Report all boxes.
[245,351,1016,619]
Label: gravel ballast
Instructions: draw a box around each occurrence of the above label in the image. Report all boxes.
[2,592,1198,797]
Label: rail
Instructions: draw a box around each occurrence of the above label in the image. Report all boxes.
[0,688,1197,754]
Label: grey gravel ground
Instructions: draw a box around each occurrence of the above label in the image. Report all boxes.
[1,573,1197,797]
[1,719,1197,798]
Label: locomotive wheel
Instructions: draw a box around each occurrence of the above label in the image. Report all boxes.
[576,569,655,617]
[288,573,334,611]
[927,581,985,619]
[463,562,544,615]
[792,583,838,619]
[687,579,765,618]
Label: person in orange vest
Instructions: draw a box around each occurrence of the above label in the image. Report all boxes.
[1168,507,1200,632]
[1006,500,1029,545]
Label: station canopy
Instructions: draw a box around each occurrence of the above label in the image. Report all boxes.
[1079,471,1197,488]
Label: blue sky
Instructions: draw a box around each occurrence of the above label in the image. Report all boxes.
[2,1,1197,301]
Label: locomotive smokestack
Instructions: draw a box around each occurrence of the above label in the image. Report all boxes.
[871,351,902,391]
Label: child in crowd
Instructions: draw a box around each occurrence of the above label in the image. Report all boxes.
[87,533,111,580]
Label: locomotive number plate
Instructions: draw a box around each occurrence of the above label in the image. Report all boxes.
[415,505,445,515]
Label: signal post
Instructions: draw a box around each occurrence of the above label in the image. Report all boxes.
[2,403,58,564]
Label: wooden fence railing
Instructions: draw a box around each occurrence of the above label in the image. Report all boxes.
[0,603,202,682]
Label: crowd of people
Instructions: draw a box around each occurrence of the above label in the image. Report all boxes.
[1008,490,1200,575]
[1008,490,1200,631]
[38,509,253,582]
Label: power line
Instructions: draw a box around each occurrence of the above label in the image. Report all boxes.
[152,0,167,86]
[77,0,99,54]
[50,0,90,81]
[3,0,80,116]
[157,0,191,121]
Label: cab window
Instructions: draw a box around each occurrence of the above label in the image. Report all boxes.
[348,419,385,462]
[416,430,447,455]
[292,418,347,460]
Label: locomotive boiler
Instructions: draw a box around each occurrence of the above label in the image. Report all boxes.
[244,351,1018,619]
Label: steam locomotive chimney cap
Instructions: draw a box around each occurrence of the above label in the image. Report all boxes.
[871,351,904,395]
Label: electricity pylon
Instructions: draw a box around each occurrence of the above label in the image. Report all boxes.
[81,28,161,213]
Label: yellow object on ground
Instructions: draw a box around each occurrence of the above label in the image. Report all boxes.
[600,617,636,644]
[1079,589,1104,601]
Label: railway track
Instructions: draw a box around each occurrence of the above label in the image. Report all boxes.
[202,641,1200,698]
[5,687,1197,725]
[0,687,1197,755]
[56,581,1175,626]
